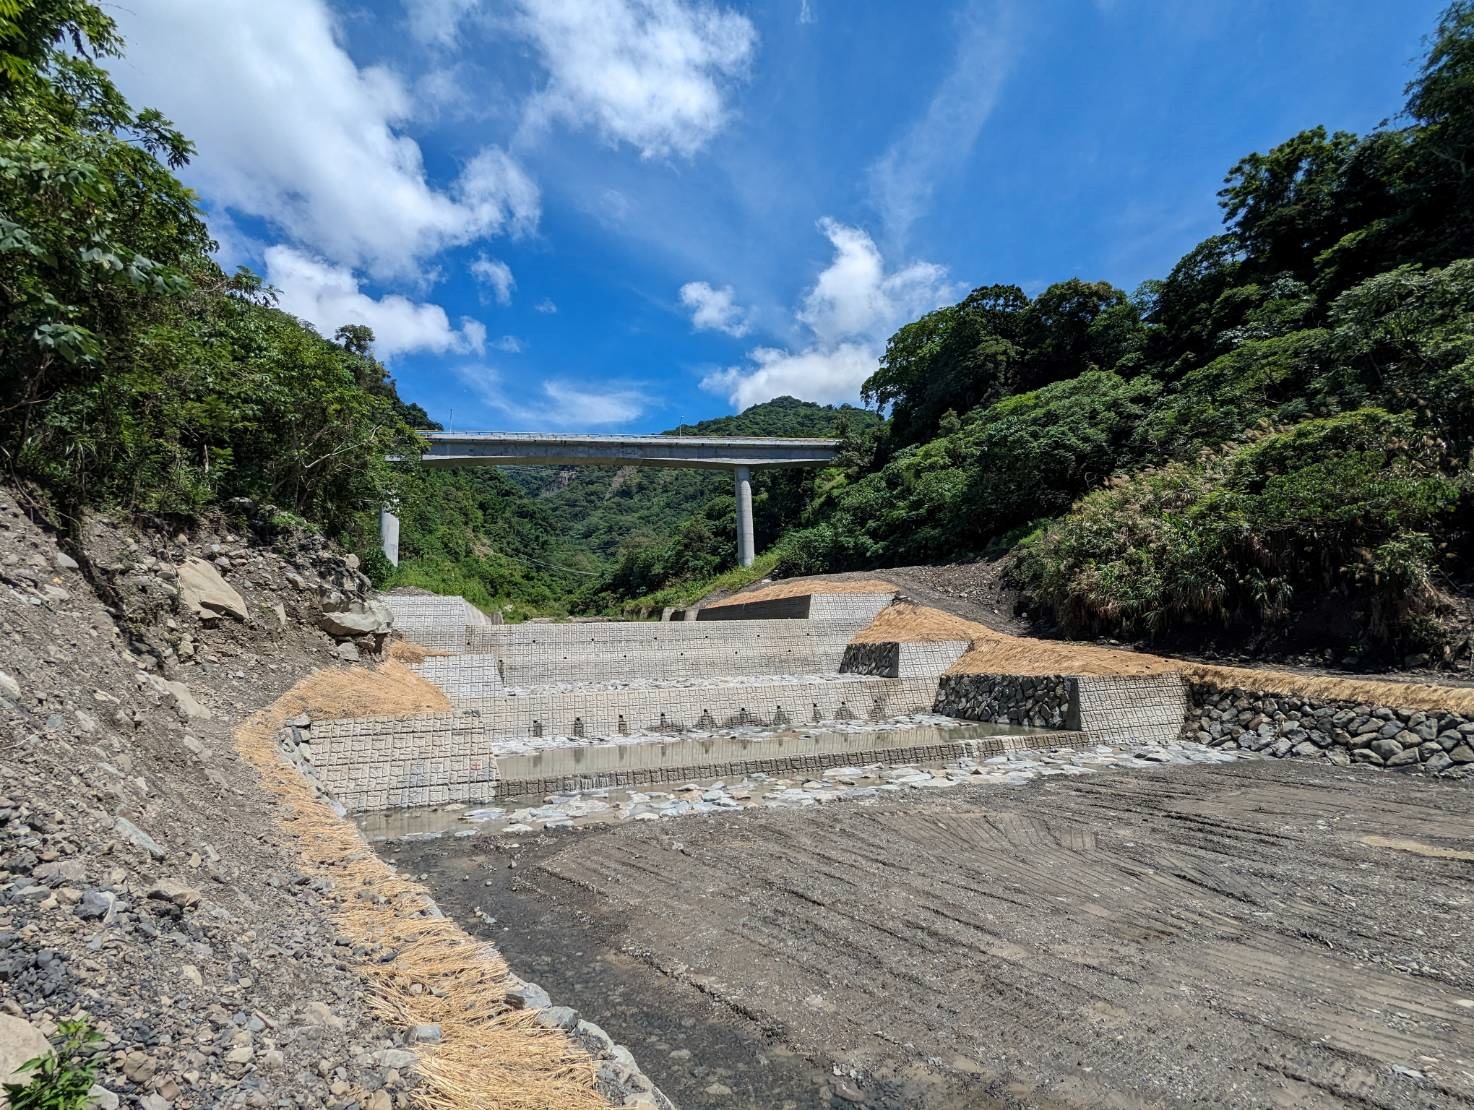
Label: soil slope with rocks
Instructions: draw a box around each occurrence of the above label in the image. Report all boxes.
[0,488,421,1108]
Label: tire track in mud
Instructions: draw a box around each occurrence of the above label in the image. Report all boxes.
[534,759,1474,1106]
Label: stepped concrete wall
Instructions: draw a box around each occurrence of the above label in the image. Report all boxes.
[694,592,895,623]
[303,675,940,811]
[935,673,1189,745]
[380,594,491,650]
[494,729,1073,801]
[419,632,860,694]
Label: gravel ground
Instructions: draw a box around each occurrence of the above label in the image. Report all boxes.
[0,489,423,1107]
[399,758,1474,1108]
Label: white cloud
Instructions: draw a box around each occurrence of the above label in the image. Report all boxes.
[799,0,816,24]
[471,255,516,304]
[543,381,648,425]
[702,342,878,410]
[702,219,955,409]
[534,298,559,314]
[679,280,750,336]
[490,335,526,353]
[514,0,757,157]
[867,2,1015,247]
[266,246,486,360]
[110,0,539,278]
[797,218,948,346]
[455,365,649,428]
[407,0,480,45]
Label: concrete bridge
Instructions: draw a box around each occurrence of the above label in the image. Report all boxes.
[383,431,841,569]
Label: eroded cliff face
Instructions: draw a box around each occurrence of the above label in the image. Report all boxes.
[0,489,419,1108]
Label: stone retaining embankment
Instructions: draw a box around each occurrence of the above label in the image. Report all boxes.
[934,673,1188,745]
[839,640,970,678]
[1183,684,1474,774]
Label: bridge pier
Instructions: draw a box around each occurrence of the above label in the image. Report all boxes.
[380,506,400,566]
[734,465,754,568]
[389,432,840,579]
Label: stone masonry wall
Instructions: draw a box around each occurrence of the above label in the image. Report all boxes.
[933,674,1073,730]
[1183,684,1474,776]
[839,640,970,679]
[934,673,1190,746]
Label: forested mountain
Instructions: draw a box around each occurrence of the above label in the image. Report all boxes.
[652,1,1473,661]
[6,1,1473,660]
[496,398,876,600]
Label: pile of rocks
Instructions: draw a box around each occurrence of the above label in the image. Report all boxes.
[0,489,425,1107]
[934,673,1072,729]
[78,497,387,670]
[498,975,673,1110]
[1184,685,1474,776]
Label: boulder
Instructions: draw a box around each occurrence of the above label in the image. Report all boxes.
[177,557,248,621]
[317,598,392,639]
[0,1014,52,1093]
[145,674,213,722]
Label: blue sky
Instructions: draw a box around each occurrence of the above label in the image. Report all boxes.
[108,0,1445,432]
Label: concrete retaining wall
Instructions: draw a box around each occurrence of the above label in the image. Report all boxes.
[463,616,875,655]
[380,594,491,651]
[496,730,1072,801]
[839,640,970,678]
[306,675,941,811]
[694,592,894,623]
[1183,684,1474,774]
[426,627,862,690]
[934,673,1190,745]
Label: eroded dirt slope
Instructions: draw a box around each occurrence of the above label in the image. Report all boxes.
[0,489,419,1107]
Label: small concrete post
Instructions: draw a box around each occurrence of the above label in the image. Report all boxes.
[734,464,754,568]
[379,506,400,567]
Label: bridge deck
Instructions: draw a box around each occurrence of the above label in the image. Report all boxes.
[419,431,841,470]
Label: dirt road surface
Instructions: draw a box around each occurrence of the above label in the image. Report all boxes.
[398,759,1474,1108]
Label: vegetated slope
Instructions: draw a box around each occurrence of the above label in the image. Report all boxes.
[642,2,1474,668]
[503,398,879,609]
[0,3,594,623]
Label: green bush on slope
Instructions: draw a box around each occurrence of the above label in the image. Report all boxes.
[1012,410,1461,650]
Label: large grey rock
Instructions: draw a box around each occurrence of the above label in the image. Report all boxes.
[114,816,166,860]
[1369,737,1402,761]
[0,1014,52,1092]
[317,599,392,639]
[177,556,248,620]
[145,674,212,722]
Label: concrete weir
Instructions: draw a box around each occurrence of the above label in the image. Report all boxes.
[294,591,1025,812]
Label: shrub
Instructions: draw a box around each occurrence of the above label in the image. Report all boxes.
[4,1019,102,1110]
[1013,409,1461,652]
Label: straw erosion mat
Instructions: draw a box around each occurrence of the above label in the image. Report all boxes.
[860,600,1474,715]
[232,655,606,1110]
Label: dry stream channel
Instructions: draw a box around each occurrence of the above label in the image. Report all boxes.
[353,718,1474,1109]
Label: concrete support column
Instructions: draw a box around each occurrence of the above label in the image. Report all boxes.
[379,506,400,567]
[734,464,754,568]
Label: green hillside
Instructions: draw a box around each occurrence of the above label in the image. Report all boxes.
[6,0,1473,659]
[667,2,1474,660]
